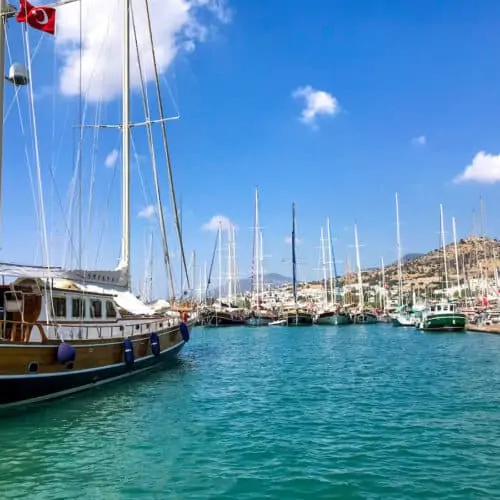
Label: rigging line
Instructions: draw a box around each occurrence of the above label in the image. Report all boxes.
[132,0,176,298]
[24,28,54,321]
[84,100,102,268]
[143,0,190,290]
[78,0,82,271]
[5,26,41,251]
[93,147,119,265]
[205,229,219,298]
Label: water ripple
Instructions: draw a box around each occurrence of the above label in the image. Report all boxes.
[1,325,500,498]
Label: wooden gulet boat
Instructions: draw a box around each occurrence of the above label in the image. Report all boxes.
[0,0,191,408]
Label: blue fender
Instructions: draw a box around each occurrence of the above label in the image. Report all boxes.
[123,338,135,366]
[180,322,190,342]
[57,342,76,365]
[150,332,161,356]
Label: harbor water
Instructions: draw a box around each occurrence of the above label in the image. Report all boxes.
[1,324,500,499]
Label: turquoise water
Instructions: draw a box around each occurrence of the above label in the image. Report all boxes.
[1,324,500,499]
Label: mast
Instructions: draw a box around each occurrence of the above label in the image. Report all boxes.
[227,226,232,301]
[119,0,131,288]
[203,261,207,304]
[252,187,259,303]
[326,217,335,306]
[217,222,222,302]
[440,204,449,293]
[320,227,328,308]
[381,256,385,312]
[259,229,264,304]
[191,250,196,298]
[232,225,237,297]
[354,222,364,309]
[0,0,7,246]
[395,192,403,306]
[452,217,460,291]
[292,203,297,303]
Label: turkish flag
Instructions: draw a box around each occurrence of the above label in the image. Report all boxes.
[16,0,56,35]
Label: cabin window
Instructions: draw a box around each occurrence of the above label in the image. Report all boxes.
[106,300,116,318]
[52,297,66,318]
[437,305,441,312]
[90,299,102,319]
[71,298,85,318]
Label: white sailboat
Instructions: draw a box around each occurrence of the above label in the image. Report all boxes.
[316,218,350,325]
[247,188,274,326]
[351,222,377,324]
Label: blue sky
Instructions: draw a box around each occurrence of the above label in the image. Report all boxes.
[3,0,500,297]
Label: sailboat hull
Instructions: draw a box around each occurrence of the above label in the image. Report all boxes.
[0,326,186,408]
[246,315,274,326]
[316,313,351,325]
[203,311,246,327]
[286,312,314,326]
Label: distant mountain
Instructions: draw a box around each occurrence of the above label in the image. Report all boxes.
[211,272,291,296]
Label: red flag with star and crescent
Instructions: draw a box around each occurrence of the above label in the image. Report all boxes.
[16,0,56,35]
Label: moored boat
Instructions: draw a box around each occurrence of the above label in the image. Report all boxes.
[419,301,466,332]
[286,309,314,326]
[0,273,189,407]
[316,309,351,325]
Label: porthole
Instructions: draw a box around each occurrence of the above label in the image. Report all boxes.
[27,362,39,373]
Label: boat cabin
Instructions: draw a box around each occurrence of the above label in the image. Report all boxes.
[0,278,120,326]
[429,302,456,314]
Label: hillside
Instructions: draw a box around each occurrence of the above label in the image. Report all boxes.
[343,236,500,291]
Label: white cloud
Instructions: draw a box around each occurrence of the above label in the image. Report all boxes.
[202,215,234,231]
[104,149,119,168]
[454,151,500,184]
[411,135,426,147]
[56,0,232,102]
[284,236,302,245]
[292,85,339,127]
[138,205,155,218]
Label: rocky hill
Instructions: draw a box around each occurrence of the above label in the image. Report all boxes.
[341,236,500,291]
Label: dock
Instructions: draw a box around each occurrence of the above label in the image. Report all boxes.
[467,324,500,334]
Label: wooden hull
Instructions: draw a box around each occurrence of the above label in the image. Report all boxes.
[316,312,351,325]
[286,312,314,326]
[352,313,378,324]
[0,325,186,408]
[246,314,274,326]
[204,311,246,327]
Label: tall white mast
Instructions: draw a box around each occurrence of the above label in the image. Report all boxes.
[218,222,222,302]
[191,250,196,298]
[253,187,260,305]
[258,229,264,303]
[118,0,131,289]
[395,192,403,306]
[440,204,449,293]
[320,227,328,308]
[381,256,385,311]
[354,222,364,309]
[231,225,238,297]
[0,0,7,245]
[326,217,334,307]
[203,261,208,304]
[227,226,233,301]
[452,217,460,291]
